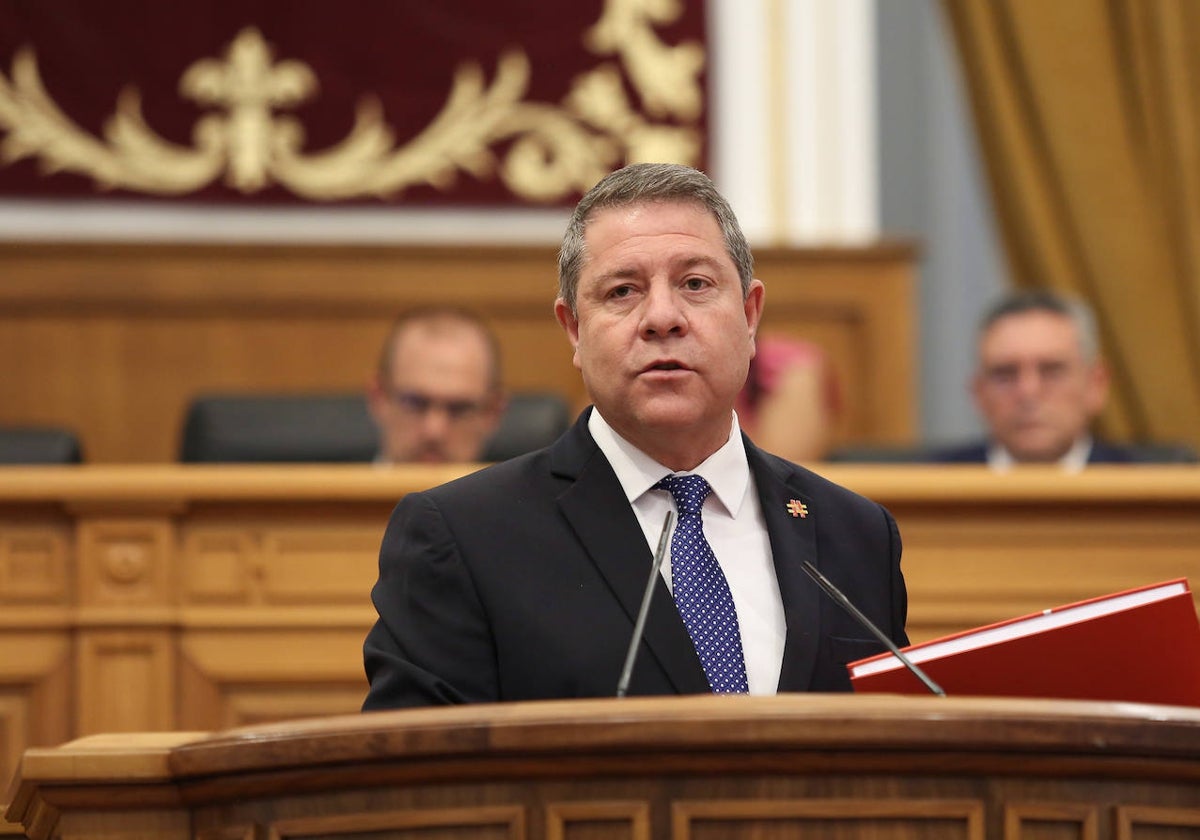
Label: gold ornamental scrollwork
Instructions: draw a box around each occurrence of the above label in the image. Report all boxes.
[0,0,703,202]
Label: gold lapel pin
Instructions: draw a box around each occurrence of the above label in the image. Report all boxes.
[787,499,809,518]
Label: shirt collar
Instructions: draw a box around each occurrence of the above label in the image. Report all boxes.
[987,435,1093,473]
[587,408,751,516]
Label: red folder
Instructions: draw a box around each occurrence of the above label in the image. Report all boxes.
[849,579,1200,707]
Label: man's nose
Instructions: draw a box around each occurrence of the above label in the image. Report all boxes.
[639,283,687,337]
[1014,366,1044,398]
[420,406,453,438]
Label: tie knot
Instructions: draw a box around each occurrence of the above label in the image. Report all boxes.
[656,474,712,515]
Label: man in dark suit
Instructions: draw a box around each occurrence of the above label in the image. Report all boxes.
[362,163,908,708]
[930,290,1136,470]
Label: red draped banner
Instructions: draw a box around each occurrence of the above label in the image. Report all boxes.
[0,0,707,205]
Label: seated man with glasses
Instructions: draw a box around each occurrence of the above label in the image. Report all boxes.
[930,289,1133,470]
[367,306,506,463]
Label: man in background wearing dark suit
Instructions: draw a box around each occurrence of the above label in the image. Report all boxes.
[362,163,908,708]
[933,289,1133,469]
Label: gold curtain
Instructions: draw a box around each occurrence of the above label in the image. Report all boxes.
[941,0,1200,447]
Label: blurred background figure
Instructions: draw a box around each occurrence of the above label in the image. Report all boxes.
[932,290,1127,469]
[735,335,840,463]
[368,306,506,464]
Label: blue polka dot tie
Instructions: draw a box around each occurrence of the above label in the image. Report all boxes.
[655,474,749,694]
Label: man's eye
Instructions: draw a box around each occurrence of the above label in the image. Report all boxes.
[610,285,633,298]
[684,277,707,290]
[986,367,1018,386]
[1039,362,1068,380]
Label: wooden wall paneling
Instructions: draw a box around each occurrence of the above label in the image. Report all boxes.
[177,626,371,730]
[1003,803,1098,840]
[266,806,526,839]
[194,828,256,840]
[755,247,916,443]
[0,242,916,462]
[181,521,383,607]
[74,514,178,735]
[671,798,985,839]
[0,634,71,803]
[892,500,1200,641]
[176,501,389,729]
[0,511,73,796]
[0,525,69,603]
[76,518,174,609]
[1114,805,1200,839]
[75,630,175,735]
[545,801,651,840]
[53,810,190,840]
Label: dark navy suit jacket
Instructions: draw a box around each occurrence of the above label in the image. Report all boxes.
[929,439,1138,464]
[363,409,908,708]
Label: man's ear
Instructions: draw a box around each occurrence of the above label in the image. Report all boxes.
[744,279,765,342]
[554,297,579,347]
[554,298,583,371]
[1085,360,1111,417]
[365,376,388,426]
[969,370,986,412]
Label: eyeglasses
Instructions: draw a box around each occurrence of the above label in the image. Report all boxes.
[385,389,491,422]
[982,360,1075,390]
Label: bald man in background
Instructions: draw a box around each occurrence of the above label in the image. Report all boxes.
[367,307,505,463]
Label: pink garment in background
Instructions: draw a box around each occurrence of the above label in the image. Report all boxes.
[736,337,841,428]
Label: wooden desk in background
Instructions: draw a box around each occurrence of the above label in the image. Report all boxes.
[2,463,1199,797]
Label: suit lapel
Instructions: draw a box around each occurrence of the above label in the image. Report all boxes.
[551,414,709,694]
[746,441,823,692]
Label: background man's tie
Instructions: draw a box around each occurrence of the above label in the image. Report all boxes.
[655,474,749,693]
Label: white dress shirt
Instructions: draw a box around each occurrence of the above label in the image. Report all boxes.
[588,409,786,694]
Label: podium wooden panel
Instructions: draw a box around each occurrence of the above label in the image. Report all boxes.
[8,695,1200,839]
[0,241,915,462]
[3,463,1200,818]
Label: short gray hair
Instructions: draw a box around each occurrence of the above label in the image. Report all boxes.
[979,289,1100,361]
[557,163,754,313]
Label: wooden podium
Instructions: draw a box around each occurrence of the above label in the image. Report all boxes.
[8,694,1200,839]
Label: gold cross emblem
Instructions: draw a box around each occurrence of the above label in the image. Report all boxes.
[787,499,808,518]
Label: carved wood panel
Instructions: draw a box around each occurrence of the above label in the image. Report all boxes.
[0,526,68,604]
[0,633,70,803]
[181,525,381,606]
[76,630,175,734]
[672,798,985,840]
[266,806,525,839]
[77,519,173,608]
[1004,803,1099,840]
[546,801,650,840]
[1116,805,1200,839]
[178,628,370,730]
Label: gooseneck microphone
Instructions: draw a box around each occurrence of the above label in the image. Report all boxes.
[801,560,946,697]
[616,510,675,698]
